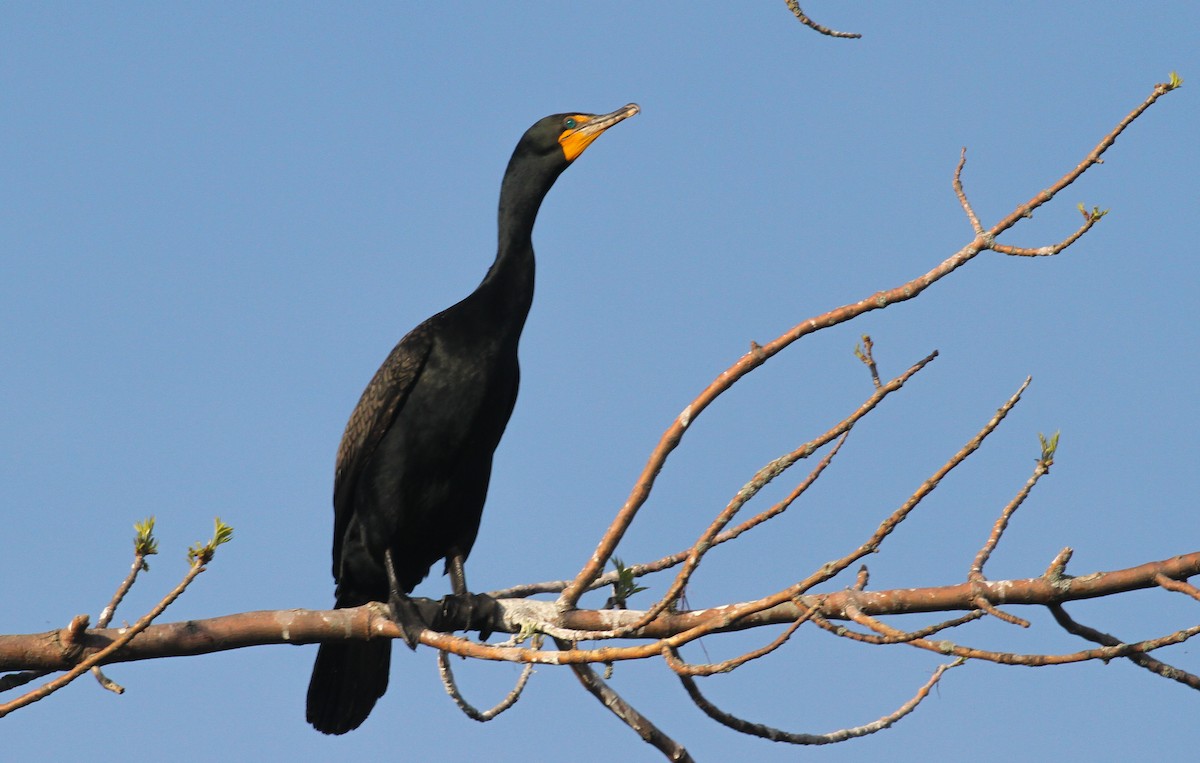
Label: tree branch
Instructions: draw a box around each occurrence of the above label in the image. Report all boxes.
[1048,604,1200,690]
[675,647,961,744]
[556,77,1181,613]
[436,648,533,721]
[0,559,207,717]
[5,553,1196,672]
[554,637,693,762]
[783,1,862,39]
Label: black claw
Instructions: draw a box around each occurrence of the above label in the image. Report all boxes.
[387,592,429,650]
[434,592,500,640]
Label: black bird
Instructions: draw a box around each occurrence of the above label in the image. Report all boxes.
[306,104,639,734]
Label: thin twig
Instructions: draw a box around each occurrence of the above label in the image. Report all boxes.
[450,378,1036,657]
[554,638,694,762]
[1156,573,1200,602]
[846,603,1200,668]
[675,646,962,744]
[969,598,1030,628]
[811,610,985,645]
[0,670,51,693]
[96,551,150,629]
[558,80,1178,612]
[1049,603,1200,691]
[986,76,1179,240]
[90,544,153,694]
[1044,547,1074,581]
[663,600,817,676]
[853,565,870,591]
[992,206,1107,256]
[782,377,1032,611]
[953,147,984,234]
[966,439,1054,628]
[783,0,862,39]
[0,560,207,717]
[854,335,881,387]
[611,351,936,637]
[436,649,534,721]
[489,430,849,601]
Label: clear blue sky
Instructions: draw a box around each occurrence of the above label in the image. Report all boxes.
[3,3,1197,760]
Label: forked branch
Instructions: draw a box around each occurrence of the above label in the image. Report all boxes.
[558,76,1183,613]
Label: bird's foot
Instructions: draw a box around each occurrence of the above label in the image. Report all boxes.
[387,592,430,651]
[434,592,501,641]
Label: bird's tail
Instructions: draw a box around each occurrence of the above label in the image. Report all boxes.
[306,594,391,735]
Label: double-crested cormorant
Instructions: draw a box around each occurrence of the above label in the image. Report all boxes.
[306,104,639,734]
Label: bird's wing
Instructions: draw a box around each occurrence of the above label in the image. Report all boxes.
[330,321,435,577]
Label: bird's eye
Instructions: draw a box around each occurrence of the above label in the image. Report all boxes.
[564,117,578,129]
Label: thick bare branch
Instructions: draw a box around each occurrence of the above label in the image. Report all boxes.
[5,553,1197,672]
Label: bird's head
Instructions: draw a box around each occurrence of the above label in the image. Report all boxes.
[518,103,640,165]
[497,103,639,235]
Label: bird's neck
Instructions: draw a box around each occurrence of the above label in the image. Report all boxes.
[494,152,564,254]
[476,237,534,331]
[476,156,563,324]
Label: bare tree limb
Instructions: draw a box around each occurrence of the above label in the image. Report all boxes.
[783,1,862,39]
[608,350,937,638]
[674,645,961,744]
[965,433,1056,629]
[0,670,51,693]
[0,560,206,717]
[488,427,848,601]
[557,77,1182,613]
[812,610,986,645]
[436,649,533,721]
[554,637,694,762]
[5,553,1197,673]
[953,147,984,234]
[88,517,159,695]
[846,602,1200,668]
[1048,604,1200,691]
[1157,574,1200,603]
[662,599,817,676]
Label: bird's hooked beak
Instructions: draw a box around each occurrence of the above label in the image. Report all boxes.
[559,103,640,161]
